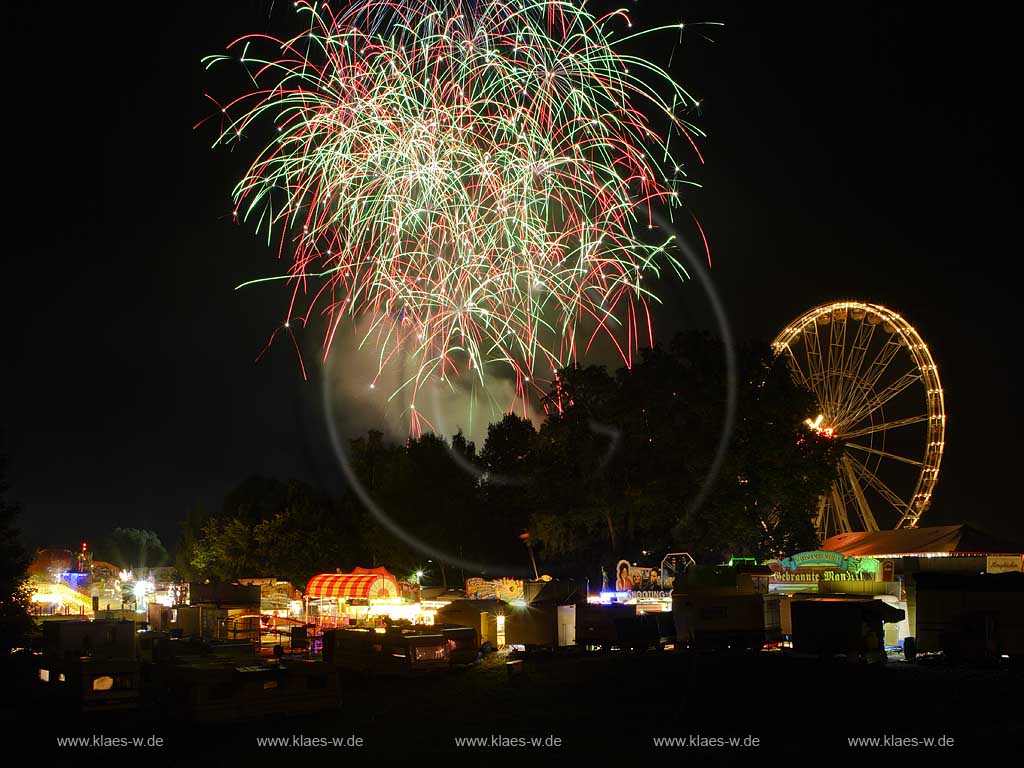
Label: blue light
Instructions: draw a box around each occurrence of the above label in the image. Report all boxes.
[57,571,89,589]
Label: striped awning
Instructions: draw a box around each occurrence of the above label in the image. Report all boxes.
[306,573,400,601]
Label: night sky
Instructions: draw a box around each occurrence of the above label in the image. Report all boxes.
[4,2,1017,552]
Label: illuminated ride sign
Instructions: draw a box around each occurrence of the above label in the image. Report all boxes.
[465,577,525,602]
[606,559,670,602]
[594,590,670,604]
[614,560,663,591]
[765,550,881,587]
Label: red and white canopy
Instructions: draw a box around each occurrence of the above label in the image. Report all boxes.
[306,572,400,601]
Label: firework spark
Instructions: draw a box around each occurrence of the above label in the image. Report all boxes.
[202,0,710,431]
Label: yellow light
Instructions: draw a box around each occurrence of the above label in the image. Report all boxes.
[31,593,64,603]
[92,676,114,691]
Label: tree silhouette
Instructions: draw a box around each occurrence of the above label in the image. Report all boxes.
[0,453,33,653]
[174,333,841,587]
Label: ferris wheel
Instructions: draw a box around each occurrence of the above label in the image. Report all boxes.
[772,301,945,539]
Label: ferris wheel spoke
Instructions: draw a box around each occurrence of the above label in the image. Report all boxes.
[814,494,828,538]
[845,441,924,467]
[841,454,880,531]
[782,345,812,392]
[824,319,846,418]
[841,413,929,441]
[828,313,849,417]
[839,335,903,423]
[802,322,829,411]
[837,318,875,407]
[822,318,838,415]
[830,475,854,534]
[838,369,922,430]
[846,454,914,519]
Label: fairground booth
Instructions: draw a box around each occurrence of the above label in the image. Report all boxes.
[769,524,1024,650]
[304,567,429,627]
[435,576,582,649]
[820,524,1024,655]
[587,556,687,613]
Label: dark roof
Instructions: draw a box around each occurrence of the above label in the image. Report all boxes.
[820,524,1023,557]
[791,597,905,623]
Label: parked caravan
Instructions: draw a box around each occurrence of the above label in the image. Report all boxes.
[153,657,341,721]
[790,597,904,664]
[909,571,1024,661]
[35,620,142,713]
[439,625,479,665]
[322,626,450,675]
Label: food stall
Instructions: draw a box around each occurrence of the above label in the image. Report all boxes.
[304,567,436,627]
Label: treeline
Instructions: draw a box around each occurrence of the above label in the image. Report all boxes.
[176,331,843,588]
[1,454,33,653]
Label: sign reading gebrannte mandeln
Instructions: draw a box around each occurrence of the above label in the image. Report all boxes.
[765,550,880,584]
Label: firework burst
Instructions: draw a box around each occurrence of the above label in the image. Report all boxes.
[202,0,710,431]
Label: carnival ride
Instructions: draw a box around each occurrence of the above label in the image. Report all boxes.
[772,301,945,539]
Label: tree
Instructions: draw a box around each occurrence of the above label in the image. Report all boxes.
[348,431,421,573]
[348,428,515,581]
[0,455,33,653]
[189,516,254,581]
[222,475,290,525]
[189,478,354,586]
[478,414,538,570]
[530,364,622,574]
[387,432,483,585]
[523,332,842,580]
[174,503,208,581]
[180,333,841,591]
[668,337,842,561]
[252,481,351,586]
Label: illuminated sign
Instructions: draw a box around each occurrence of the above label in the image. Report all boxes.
[631,590,671,602]
[465,577,524,602]
[614,560,663,591]
[771,571,874,583]
[596,590,668,604]
[766,550,880,588]
[768,551,879,575]
[987,556,1023,574]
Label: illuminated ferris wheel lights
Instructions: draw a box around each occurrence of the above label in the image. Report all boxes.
[773,300,945,538]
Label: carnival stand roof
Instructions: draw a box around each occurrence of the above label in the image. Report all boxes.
[305,572,400,600]
[821,525,1023,558]
[350,566,397,577]
[791,596,906,623]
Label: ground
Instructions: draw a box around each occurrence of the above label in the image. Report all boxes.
[12,648,1022,762]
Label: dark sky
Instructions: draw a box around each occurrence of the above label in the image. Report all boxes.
[3,2,1018,551]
